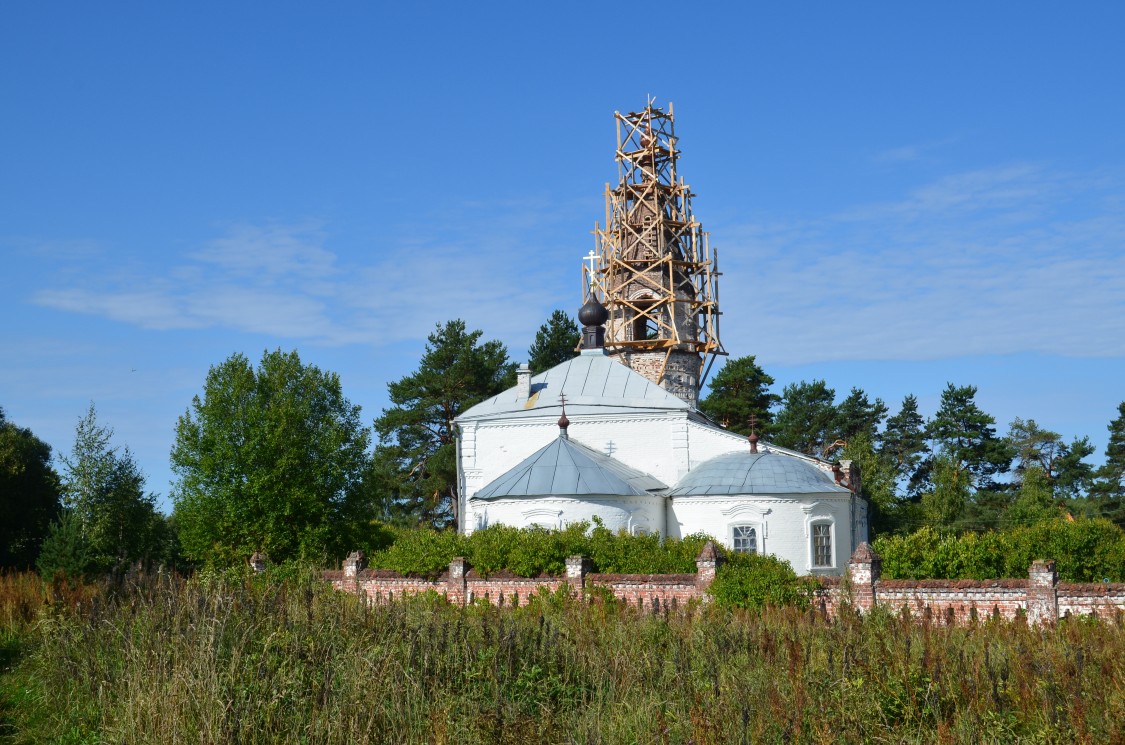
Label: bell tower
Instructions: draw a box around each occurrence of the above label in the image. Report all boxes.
[583,101,725,407]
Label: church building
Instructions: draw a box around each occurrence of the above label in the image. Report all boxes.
[453,103,868,575]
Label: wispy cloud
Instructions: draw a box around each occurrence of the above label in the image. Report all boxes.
[718,163,1125,365]
[31,203,580,351]
[29,165,1125,368]
[873,136,960,164]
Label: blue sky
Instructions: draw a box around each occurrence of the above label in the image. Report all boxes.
[3,3,1123,513]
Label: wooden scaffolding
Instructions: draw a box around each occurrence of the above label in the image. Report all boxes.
[583,101,725,404]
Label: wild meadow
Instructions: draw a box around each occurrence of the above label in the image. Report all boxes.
[1,569,1123,744]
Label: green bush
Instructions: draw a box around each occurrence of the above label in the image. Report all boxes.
[873,518,1125,582]
[368,527,466,577]
[707,553,816,610]
[363,523,715,578]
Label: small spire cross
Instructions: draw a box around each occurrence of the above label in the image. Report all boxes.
[747,414,760,454]
[583,250,600,289]
[557,394,570,437]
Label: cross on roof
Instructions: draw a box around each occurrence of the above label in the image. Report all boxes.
[583,250,598,287]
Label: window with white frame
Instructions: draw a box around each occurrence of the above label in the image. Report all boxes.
[811,523,832,568]
[731,524,758,554]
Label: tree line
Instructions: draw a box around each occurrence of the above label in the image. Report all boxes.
[701,356,1125,534]
[3,309,1122,572]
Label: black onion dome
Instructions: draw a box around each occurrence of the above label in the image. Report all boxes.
[577,296,609,327]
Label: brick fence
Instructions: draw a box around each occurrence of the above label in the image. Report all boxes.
[322,542,1125,624]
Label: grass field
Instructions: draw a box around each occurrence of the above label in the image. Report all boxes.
[2,569,1123,744]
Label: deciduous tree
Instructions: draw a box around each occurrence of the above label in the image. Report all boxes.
[172,350,371,565]
[0,407,61,568]
[60,404,161,573]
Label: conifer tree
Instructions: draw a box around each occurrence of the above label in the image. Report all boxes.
[527,310,580,372]
[1092,401,1125,525]
[698,356,779,434]
[771,380,840,457]
[372,320,515,528]
[879,394,928,493]
[836,387,888,443]
[925,384,1014,491]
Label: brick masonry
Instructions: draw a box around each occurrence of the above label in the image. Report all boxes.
[323,543,1125,624]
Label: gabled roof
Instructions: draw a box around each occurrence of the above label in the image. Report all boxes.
[456,349,690,423]
[472,434,667,500]
[667,451,851,496]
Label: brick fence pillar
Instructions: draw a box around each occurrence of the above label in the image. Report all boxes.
[1027,559,1059,625]
[566,555,591,593]
[847,543,881,614]
[343,550,367,578]
[343,550,367,597]
[448,557,468,605]
[695,542,725,596]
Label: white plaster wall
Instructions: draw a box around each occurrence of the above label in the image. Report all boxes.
[683,420,750,469]
[668,494,856,575]
[462,414,684,498]
[469,495,667,536]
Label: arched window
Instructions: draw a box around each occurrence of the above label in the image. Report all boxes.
[811,522,833,568]
[731,524,758,554]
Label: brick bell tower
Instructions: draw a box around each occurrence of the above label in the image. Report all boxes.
[583,100,725,407]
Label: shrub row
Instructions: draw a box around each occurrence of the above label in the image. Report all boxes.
[872,518,1125,582]
[366,521,712,578]
[362,522,816,610]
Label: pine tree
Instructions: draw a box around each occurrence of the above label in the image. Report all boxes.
[772,380,840,457]
[836,387,888,443]
[879,394,928,493]
[1092,401,1125,525]
[527,310,580,372]
[1007,417,1094,499]
[698,356,779,434]
[925,384,1014,491]
[373,320,515,528]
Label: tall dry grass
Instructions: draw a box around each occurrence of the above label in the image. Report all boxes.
[2,568,1123,744]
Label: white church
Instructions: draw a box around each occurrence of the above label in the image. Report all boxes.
[453,103,868,575]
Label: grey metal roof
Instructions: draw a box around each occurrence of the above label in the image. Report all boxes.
[667,451,851,496]
[472,434,667,500]
[457,349,690,423]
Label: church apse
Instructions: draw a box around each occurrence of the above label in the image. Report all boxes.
[584,101,725,408]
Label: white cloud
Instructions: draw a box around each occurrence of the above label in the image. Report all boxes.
[718,164,1125,365]
[31,204,580,352]
[31,166,1125,367]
